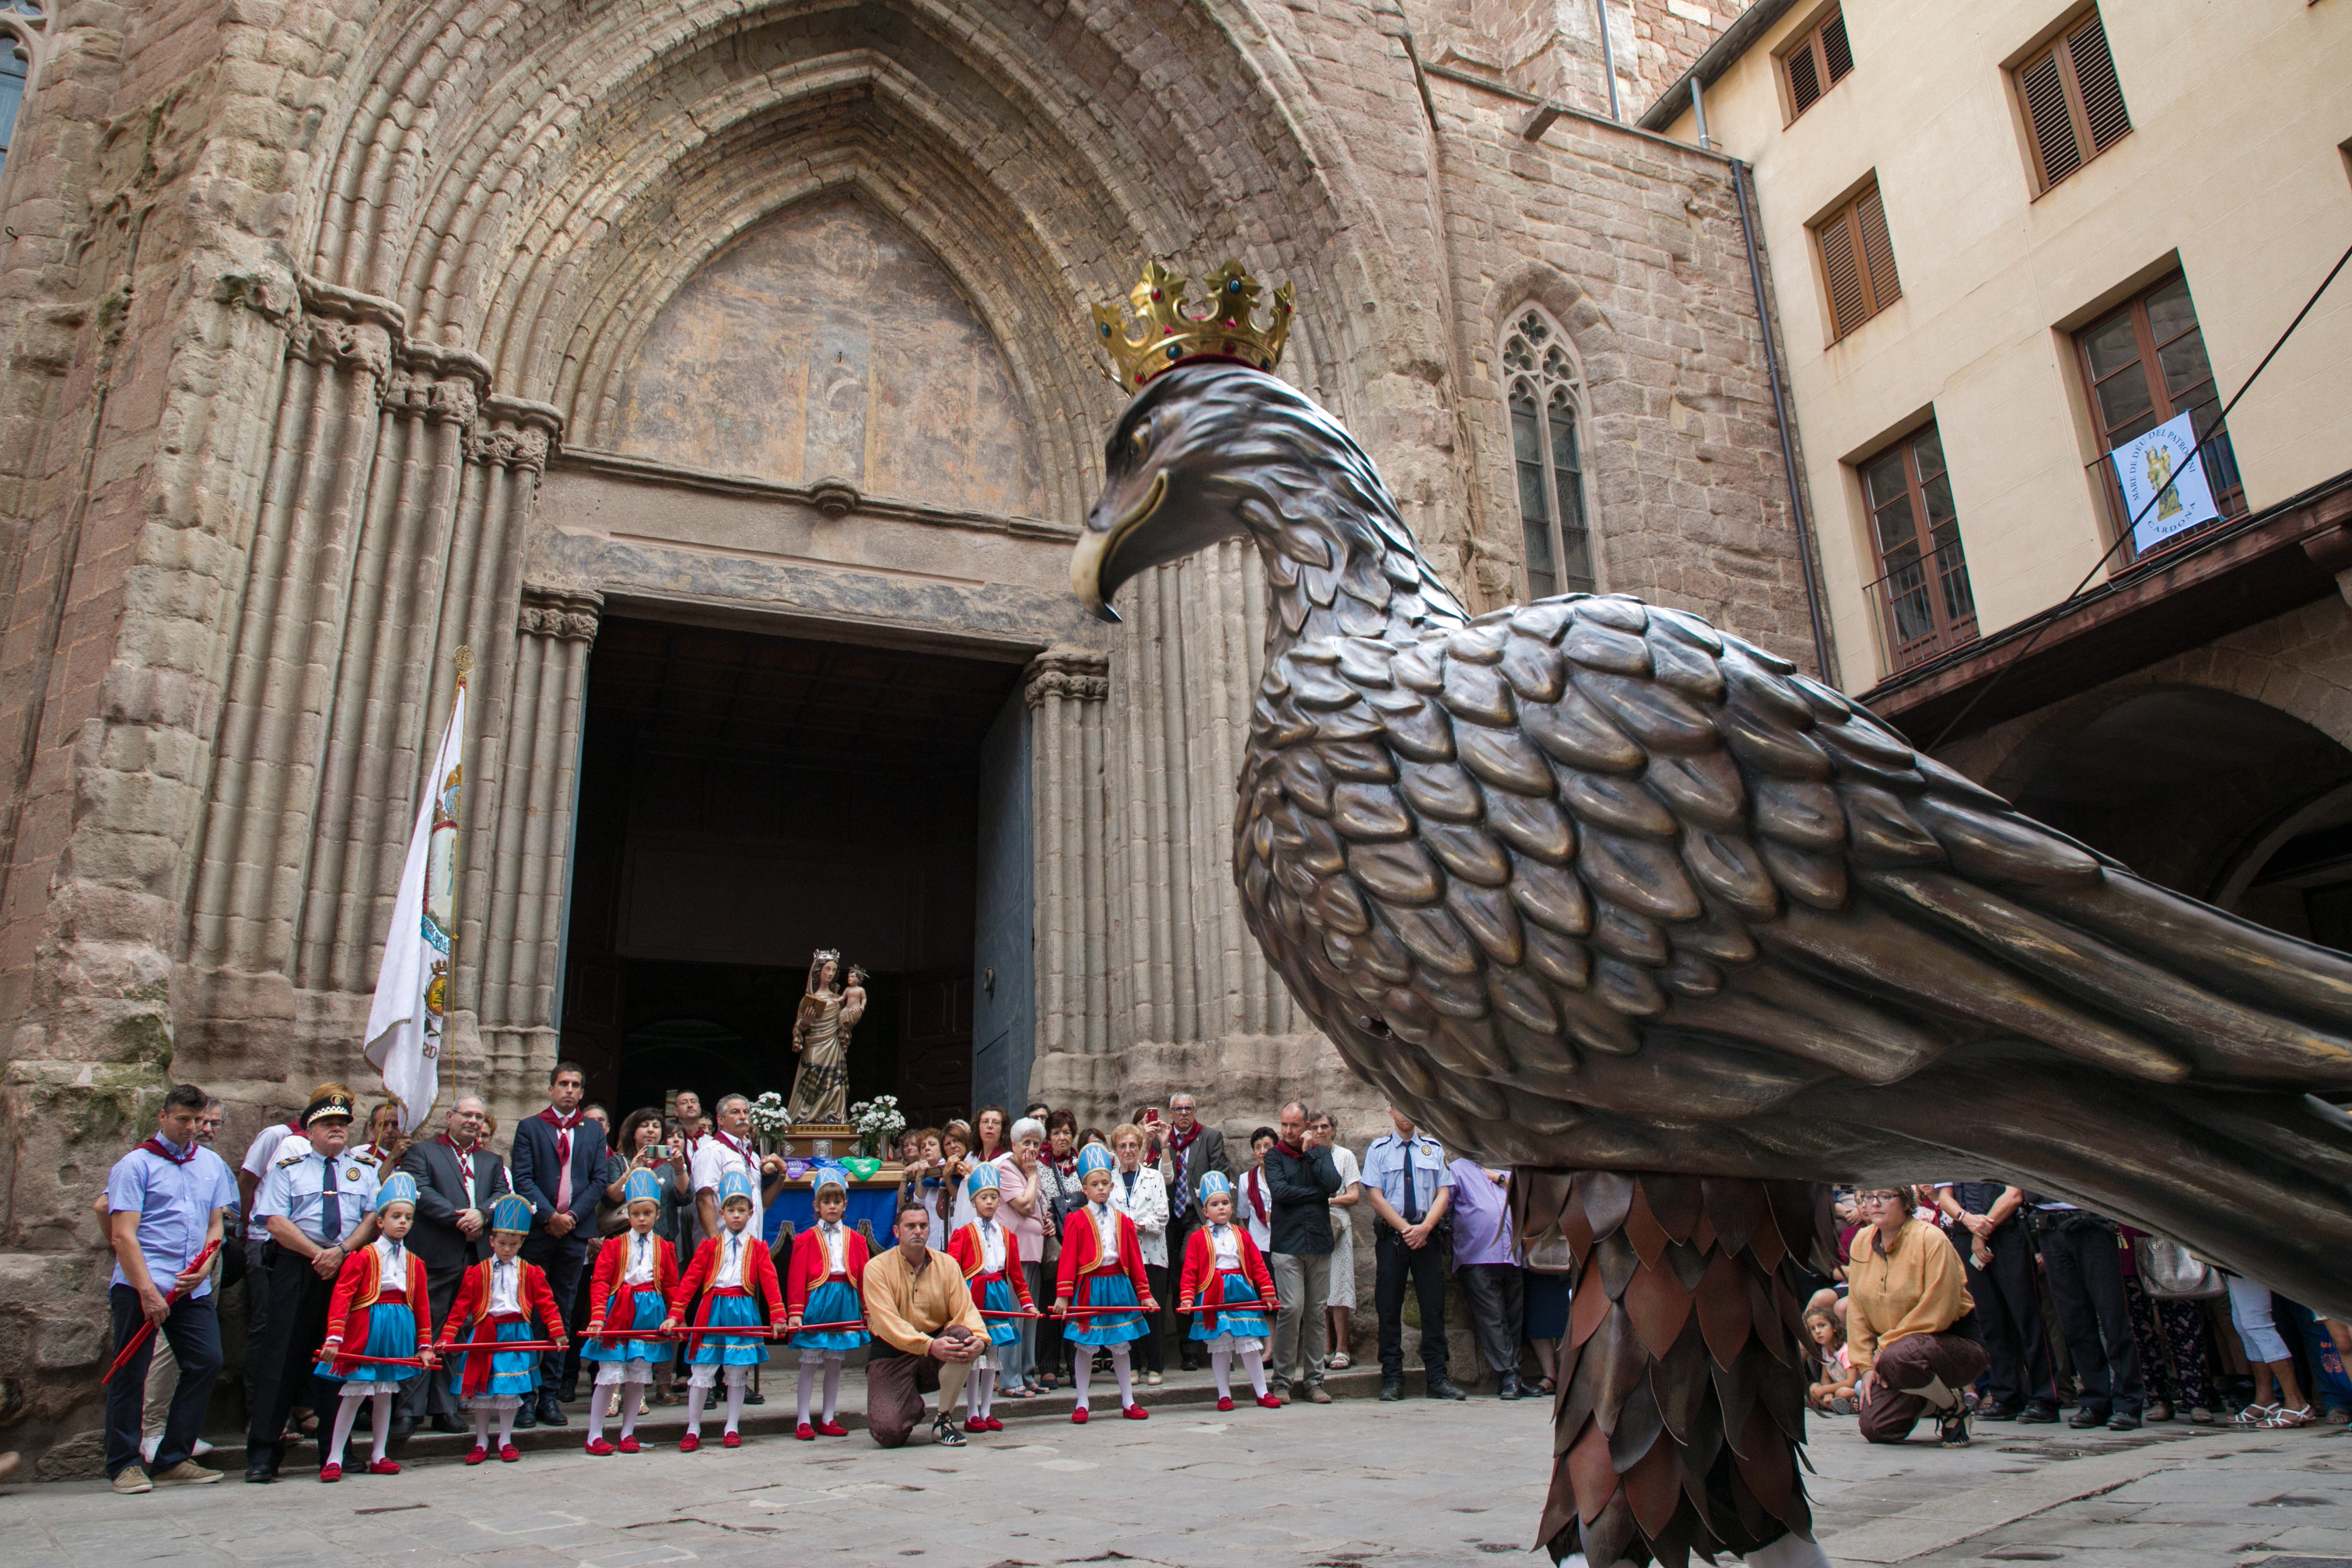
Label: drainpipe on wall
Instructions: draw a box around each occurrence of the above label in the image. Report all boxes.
[1593,0,1622,122]
[1691,75,1712,150]
[1730,157,1836,685]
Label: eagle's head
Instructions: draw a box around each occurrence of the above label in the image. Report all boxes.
[1072,360,1395,623]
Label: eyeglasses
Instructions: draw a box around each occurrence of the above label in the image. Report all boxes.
[1858,1191,1909,1205]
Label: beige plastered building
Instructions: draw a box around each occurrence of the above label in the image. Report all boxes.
[1649,2,2352,946]
[0,0,1834,1468]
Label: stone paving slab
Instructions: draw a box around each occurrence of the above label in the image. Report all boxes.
[5,1399,2346,1568]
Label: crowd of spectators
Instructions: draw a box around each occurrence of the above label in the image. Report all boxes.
[94,1067,2352,1494]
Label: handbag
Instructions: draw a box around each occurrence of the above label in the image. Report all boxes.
[2133,1233,2224,1299]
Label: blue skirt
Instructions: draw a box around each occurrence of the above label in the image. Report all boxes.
[795,1279,869,1353]
[689,1291,769,1367]
[317,1301,416,1384]
[1190,1272,1271,1344]
[583,1285,672,1366]
[981,1278,1022,1347]
[1065,1270,1148,1346]
[448,1318,540,1399]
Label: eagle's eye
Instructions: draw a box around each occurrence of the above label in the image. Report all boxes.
[1130,423,1150,459]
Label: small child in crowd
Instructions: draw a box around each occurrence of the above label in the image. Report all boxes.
[667,1169,784,1451]
[581,1167,678,1455]
[1056,1143,1157,1422]
[784,1166,871,1439]
[439,1192,569,1464]
[949,1162,1034,1432]
[1176,1172,1280,1411]
[1805,1308,1857,1414]
[315,1172,435,1480]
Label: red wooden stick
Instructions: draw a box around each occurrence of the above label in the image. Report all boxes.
[782,1320,868,1334]
[101,1240,220,1386]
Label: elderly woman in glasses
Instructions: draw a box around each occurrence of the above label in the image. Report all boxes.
[1847,1186,1990,1448]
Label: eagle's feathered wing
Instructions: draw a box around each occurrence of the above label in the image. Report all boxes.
[1237,592,2352,1314]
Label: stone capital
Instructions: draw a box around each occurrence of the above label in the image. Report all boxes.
[1025,648,1110,707]
[518,585,603,643]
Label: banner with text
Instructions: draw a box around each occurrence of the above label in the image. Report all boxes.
[2111,410,2220,555]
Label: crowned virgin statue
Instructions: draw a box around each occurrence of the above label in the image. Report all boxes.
[784,948,863,1125]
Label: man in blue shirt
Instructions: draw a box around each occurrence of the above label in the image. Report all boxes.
[1360,1108,1463,1402]
[244,1091,380,1482]
[104,1083,238,1493]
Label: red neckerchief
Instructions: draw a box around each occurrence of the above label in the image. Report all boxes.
[711,1127,750,1162]
[538,1105,582,1166]
[139,1134,199,1165]
[1246,1169,1270,1223]
[1051,1149,1077,1177]
[439,1132,479,1187]
[1166,1121,1203,1159]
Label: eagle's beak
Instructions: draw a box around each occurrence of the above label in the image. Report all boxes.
[1071,470,1168,625]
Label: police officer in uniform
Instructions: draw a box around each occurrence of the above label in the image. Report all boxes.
[1359,1107,1465,1403]
[244,1093,381,1482]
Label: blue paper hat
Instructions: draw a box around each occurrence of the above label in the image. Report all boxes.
[378,1172,420,1210]
[623,1168,664,1206]
[491,1192,534,1233]
[1197,1170,1233,1204]
[811,1165,849,1197]
[967,1162,1001,1194]
[718,1169,757,1207]
[1077,1143,1115,1176]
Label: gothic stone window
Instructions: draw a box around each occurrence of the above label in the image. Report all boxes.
[0,2,52,174]
[1501,309,1593,600]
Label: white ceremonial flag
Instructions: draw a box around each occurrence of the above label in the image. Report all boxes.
[365,666,468,1134]
[2110,410,2220,555]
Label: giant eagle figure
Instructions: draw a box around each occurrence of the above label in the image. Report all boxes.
[1070,263,2352,1568]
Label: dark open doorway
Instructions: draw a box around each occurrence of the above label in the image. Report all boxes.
[558,616,1021,1131]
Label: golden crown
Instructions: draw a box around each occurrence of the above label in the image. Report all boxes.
[1092,260,1295,390]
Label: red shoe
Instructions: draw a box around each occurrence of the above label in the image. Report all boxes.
[462,1445,489,1466]
[584,1438,615,1456]
[721,1432,742,1449]
[617,1436,641,1454]
[679,1433,700,1453]
[318,1462,343,1483]
[1071,1408,1090,1424]
[794,1422,815,1441]
[1255,1393,1282,1409]
[1122,1404,1150,1421]
[1217,1396,1236,1412]
[815,1420,848,1437]
[366,1459,400,1476]
[984,1417,1005,1432]
[965,1418,987,1434]
[497,1444,520,1463]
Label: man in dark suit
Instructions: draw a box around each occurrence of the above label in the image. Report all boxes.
[1158,1092,1232,1372]
[507,1061,606,1427]
[397,1094,507,1433]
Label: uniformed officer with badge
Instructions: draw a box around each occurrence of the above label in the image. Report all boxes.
[244,1092,382,1482]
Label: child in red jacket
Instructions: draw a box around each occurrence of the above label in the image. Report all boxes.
[1176,1172,1281,1411]
[664,1169,784,1451]
[783,1166,871,1440]
[1054,1143,1158,1422]
[437,1192,570,1464]
[314,1173,436,1479]
[947,1162,1033,1431]
[581,1168,679,1454]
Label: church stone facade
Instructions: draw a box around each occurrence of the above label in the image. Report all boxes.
[0,0,1807,1467]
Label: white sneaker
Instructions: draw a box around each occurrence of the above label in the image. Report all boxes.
[111,1466,152,1495]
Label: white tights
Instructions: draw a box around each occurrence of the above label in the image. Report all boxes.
[470,1401,520,1451]
[964,1368,996,1421]
[1209,1345,1268,1400]
[586,1380,647,1445]
[326,1388,392,1468]
[1071,1344,1133,1412]
[686,1366,749,1438]
[796,1355,845,1425]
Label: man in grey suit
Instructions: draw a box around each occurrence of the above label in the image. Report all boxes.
[397,1096,507,1433]
[1158,1092,1233,1372]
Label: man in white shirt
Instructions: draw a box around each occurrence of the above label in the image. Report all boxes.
[692,1093,789,1240]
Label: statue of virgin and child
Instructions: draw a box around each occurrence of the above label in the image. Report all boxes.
[784,948,866,1125]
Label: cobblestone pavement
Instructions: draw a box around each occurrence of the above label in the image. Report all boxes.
[4,1397,2346,1567]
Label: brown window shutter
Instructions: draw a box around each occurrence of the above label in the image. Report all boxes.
[1820,9,1855,85]
[2020,49,2081,188]
[1819,212,1866,339]
[1787,42,1822,113]
[1855,186,1900,308]
[2066,12,2131,153]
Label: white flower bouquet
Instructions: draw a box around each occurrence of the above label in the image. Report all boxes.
[746,1090,792,1142]
[848,1094,906,1159]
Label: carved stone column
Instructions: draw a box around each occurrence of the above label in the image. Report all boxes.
[1026,648,1111,1100]
[477,586,601,1122]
